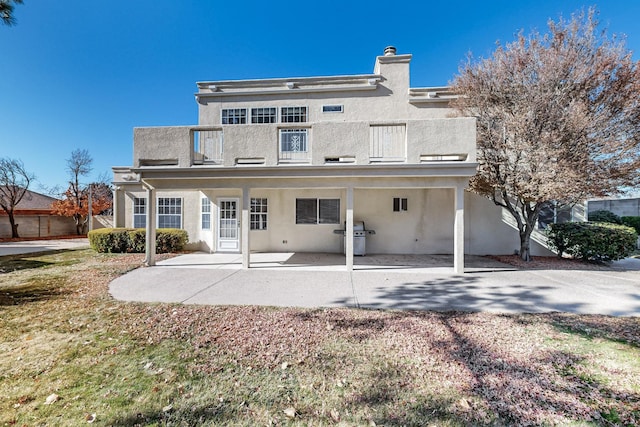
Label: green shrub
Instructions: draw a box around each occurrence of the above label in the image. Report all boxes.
[546,222,637,262]
[587,209,622,224]
[87,228,188,254]
[621,216,640,235]
[88,228,131,253]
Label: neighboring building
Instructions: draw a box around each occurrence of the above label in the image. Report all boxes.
[0,188,76,238]
[112,47,553,272]
[588,197,640,218]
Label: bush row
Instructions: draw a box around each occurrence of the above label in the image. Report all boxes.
[546,222,637,262]
[588,209,640,234]
[88,228,188,253]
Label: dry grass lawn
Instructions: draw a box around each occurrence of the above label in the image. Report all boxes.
[0,249,639,426]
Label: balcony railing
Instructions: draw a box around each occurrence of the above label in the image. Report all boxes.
[279,128,310,163]
[193,129,223,164]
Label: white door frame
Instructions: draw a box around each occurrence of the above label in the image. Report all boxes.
[217,197,240,252]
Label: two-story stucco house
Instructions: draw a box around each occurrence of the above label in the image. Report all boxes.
[112,46,551,273]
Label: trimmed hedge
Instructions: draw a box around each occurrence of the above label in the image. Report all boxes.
[546,222,637,262]
[621,216,640,235]
[587,209,622,224]
[88,228,188,254]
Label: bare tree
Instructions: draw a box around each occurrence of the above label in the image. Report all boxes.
[0,157,35,238]
[0,0,23,26]
[451,8,640,261]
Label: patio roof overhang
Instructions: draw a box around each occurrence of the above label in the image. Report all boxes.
[129,162,479,190]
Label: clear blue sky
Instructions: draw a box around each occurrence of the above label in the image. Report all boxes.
[1,1,639,193]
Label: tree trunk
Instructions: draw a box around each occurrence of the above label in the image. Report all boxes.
[519,227,534,261]
[8,211,19,238]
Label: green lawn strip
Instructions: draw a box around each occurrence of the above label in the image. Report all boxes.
[1,250,640,425]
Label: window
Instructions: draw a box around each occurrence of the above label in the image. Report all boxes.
[280,129,308,153]
[133,197,146,228]
[201,197,211,230]
[251,107,277,124]
[322,105,343,113]
[281,106,307,123]
[370,124,406,161]
[250,198,268,230]
[393,197,408,212]
[538,201,573,229]
[158,197,182,228]
[296,198,340,224]
[221,108,247,124]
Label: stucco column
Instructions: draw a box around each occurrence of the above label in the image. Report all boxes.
[346,186,354,271]
[241,186,250,269]
[144,184,156,267]
[112,186,120,228]
[453,183,465,274]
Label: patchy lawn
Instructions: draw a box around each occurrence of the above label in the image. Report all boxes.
[0,250,639,426]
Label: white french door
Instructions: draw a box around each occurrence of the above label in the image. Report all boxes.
[217,198,240,252]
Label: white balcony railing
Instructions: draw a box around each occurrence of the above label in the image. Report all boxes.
[193,129,223,164]
[279,128,310,163]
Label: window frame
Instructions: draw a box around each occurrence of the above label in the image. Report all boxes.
[393,197,408,212]
[250,197,268,230]
[251,107,277,124]
[133,197,146,228]
[280,106,307,123]
[322,105,343,113]
[279,128,308,153]
[157,197,182,229]
[201,197,211,230]
[221,108,247,124]
[295,198,340,225]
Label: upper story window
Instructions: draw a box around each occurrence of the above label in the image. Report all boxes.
[322,105,343,113]
[251,107,277,124]
[221,108,247,124]
[281,106,307,123]
[279,129,309,163]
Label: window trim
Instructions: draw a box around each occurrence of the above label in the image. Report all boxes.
[250,197,268,230]
[201,197,211,230]
[251,107,277,124]
[280,106,308,123]
[157,197,183,229]
[322,105,343,113]
[133,197,146,228]
[221,108,247,124]
[393,197,408,212]
[295,198,340,225]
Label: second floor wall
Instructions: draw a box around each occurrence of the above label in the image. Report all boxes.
[133,116,476,168]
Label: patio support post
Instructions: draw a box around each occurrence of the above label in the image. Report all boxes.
[144,183,156,267]
[241,186,250,269]
[346,186,354,271]
[112,186,120,227]
[453,183,465,274]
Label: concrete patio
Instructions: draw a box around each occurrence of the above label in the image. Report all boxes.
[109,252,640,316]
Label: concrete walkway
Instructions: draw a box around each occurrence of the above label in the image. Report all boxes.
[0,238,90,256]
[109,252,640,316]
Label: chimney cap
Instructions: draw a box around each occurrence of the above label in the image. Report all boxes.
[383,46,397,56]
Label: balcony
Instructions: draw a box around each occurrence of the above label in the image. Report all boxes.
[193,129,223,164]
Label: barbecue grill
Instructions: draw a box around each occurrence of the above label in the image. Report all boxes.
[333,221,376,256]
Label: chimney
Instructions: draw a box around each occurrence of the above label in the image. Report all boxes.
[384,46,397,56]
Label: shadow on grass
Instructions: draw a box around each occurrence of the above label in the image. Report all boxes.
[0,277,69,306]
[0,249,83,274]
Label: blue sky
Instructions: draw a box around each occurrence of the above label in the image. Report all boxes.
[1,1,640,193]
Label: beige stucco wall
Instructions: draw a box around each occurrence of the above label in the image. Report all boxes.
[115,186,556,256]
